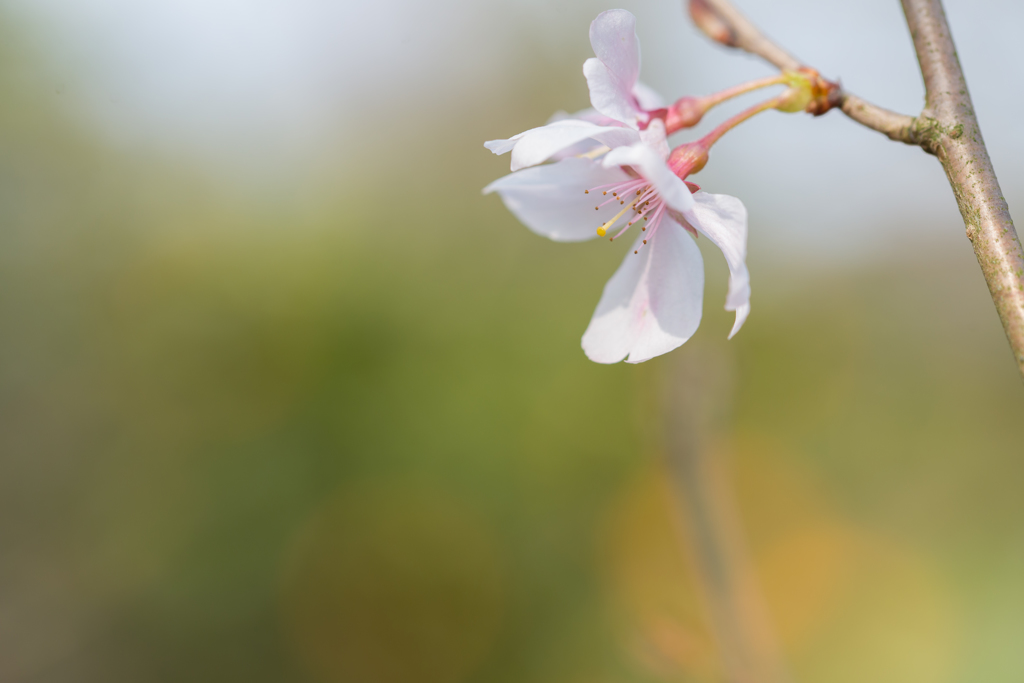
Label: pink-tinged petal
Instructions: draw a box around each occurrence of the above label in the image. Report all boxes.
[482,157,630,242]
[602,141,695,215]
[690,192,750,338]
[590,9,641,94]
[584,58,641,128]
[632,81,665,110]
[582,222,704,364]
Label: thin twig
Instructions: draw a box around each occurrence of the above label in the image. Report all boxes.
[688,0,1024,378]
[838,94,918,145]
[689,0,917,143]
[688,0,799,71]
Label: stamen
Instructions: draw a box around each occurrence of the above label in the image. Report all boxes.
[610,221,633,240]
[635,204,669,254]
[590,180,663,241]
[596,197,641,236]
[587,178,640,193]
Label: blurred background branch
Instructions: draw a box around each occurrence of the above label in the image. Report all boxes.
[688,0,1024,379]
[663,346,790,683]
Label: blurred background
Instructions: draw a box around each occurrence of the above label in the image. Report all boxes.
[1,0,1023,681]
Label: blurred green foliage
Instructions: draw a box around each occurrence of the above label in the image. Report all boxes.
[0,12,1022,683]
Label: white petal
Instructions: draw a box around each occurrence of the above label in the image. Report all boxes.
[582,221,704,364]
[507,120,638,172]
[590,9,641,95]
[540,110,633,162]
[584,58,641,129]
[543,112,614,162]
[690,192,751,338]
[632,81,665,110]
[570,107,620,126]
[483,157,630,242]
[602,142,695,215]
[484,135,522,155]
[638,118,670,161]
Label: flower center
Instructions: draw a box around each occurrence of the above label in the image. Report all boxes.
[584,177,670,253]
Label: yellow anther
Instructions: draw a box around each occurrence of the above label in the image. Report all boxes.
[598,197,642,239]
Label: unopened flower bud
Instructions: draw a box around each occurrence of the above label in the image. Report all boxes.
[666,96,706,131]
[688,0,738,47]
[668,142,710,179]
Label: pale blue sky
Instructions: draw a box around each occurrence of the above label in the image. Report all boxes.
[6,0,1022,261]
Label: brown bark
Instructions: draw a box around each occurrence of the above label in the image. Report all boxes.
[900,0,1024,375]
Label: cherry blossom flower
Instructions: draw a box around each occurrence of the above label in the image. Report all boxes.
[484,122,750,364]
[484,9,665,173]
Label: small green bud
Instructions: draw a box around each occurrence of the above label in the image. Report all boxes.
[776,70,815,113]
[776,68,842,116]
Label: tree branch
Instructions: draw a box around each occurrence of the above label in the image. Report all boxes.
[688,0,1024,378]
[899,0,1024,376]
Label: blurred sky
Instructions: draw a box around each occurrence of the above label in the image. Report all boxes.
[6,0,1024,262]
